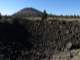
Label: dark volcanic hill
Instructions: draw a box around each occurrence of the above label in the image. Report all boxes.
[13,7,43,17]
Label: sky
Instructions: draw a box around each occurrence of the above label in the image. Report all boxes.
[0,0,80,15]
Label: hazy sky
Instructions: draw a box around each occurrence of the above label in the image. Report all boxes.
[0,0,80,15]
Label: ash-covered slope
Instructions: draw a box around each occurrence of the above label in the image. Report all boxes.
[13,7,43,17]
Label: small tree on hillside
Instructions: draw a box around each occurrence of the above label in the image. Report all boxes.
[40,10,48,28]
[42,10,48,20]
[0,13,2,19]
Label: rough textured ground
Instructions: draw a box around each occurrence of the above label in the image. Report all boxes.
[0,18,80,60]
[23,19,80,60]
[50,49,80,60]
